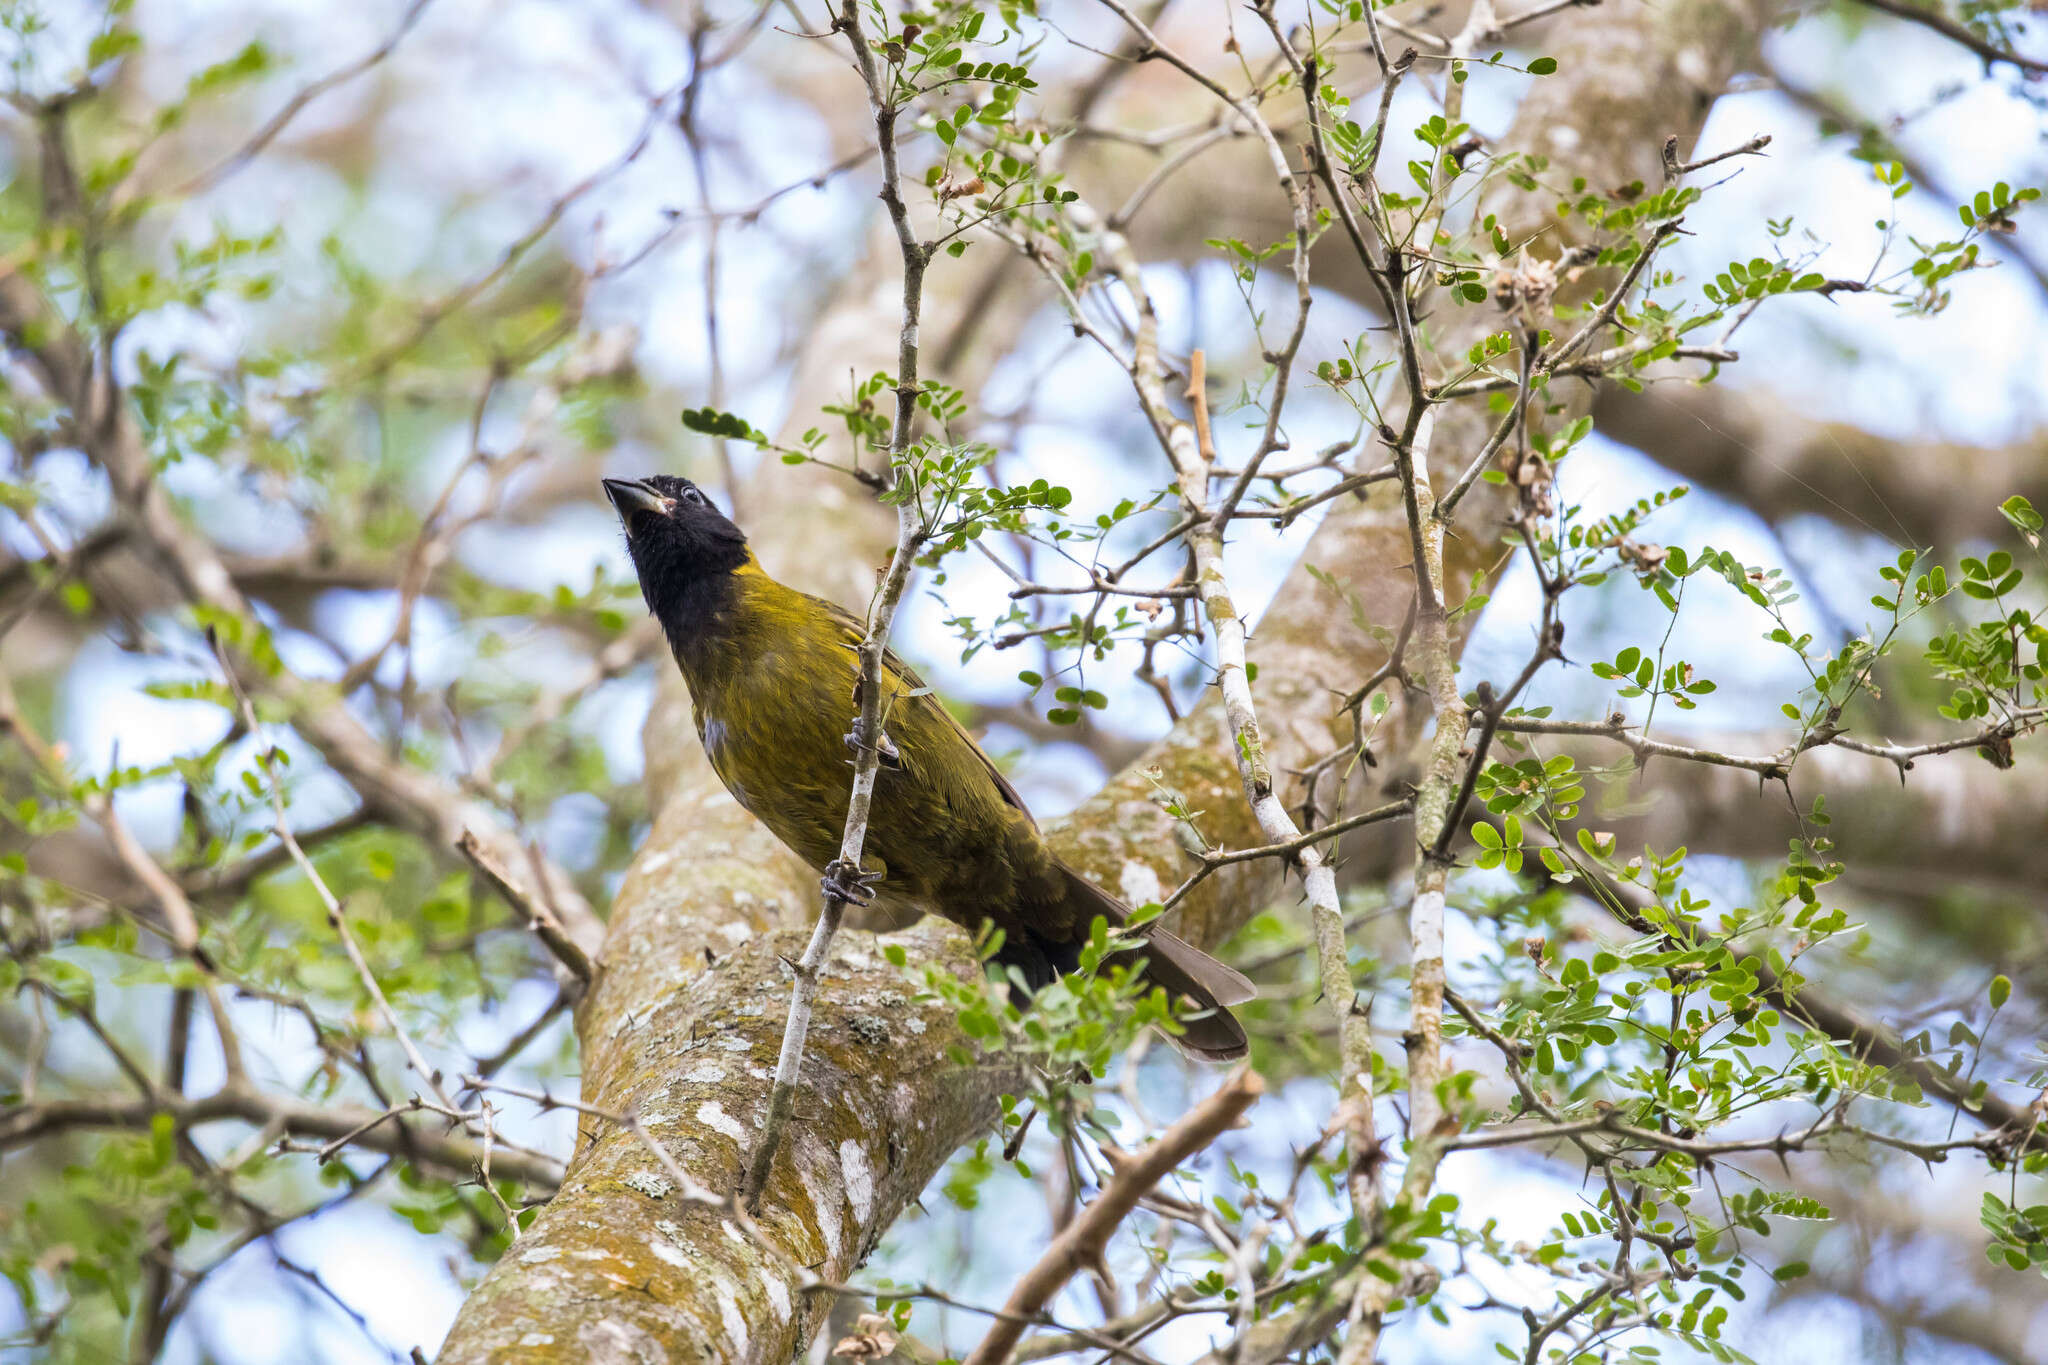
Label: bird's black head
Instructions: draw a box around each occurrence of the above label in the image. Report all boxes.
[604,475,750,634]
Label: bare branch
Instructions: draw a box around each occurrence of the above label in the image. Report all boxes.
[1851,0,2048,74]
[741,0,935,1211]
[961,1068,1264,1365]
[0,1085,562,1187]
[213,631,458,1116]
[172,0,440,196]
[455,830,595,990]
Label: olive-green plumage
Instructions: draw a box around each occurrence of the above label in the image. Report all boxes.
[605,475,1251,1059]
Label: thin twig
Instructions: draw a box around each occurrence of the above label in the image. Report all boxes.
[456,830,594,990]
[741,0,934,1212]
[211,631,458,1115]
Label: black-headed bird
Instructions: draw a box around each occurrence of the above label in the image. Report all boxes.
[605,475,1252,1059]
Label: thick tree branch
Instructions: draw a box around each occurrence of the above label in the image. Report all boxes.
[1849,0,2048,75]
[1592,381,2048,549]
[435,245,1450,1365]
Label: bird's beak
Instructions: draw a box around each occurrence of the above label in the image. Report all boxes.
[602,478,668,526]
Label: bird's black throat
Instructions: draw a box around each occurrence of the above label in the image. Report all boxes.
[644,560,747,671]
[621,522,750,671]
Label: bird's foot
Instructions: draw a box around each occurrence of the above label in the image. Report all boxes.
[821,859,885,906]
[844,724,902,769]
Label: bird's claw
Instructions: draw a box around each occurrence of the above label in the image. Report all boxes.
[844,725,902,769]
[821,859,885,906]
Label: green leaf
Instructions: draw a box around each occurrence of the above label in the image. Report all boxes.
[1989,974,2011,1010]
[1527,56,1557,75]
[680,406,761,441]
[88,26,142,65]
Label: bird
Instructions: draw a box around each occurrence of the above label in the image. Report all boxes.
[604,474,1253,1060]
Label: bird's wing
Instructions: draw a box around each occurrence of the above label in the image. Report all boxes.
[816,595,1037,828]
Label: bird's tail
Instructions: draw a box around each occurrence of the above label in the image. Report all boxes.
[1038,862,1254,1061]
[1101,927,1253,1060]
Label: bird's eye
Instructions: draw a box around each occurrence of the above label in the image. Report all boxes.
[681,487,705,507]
